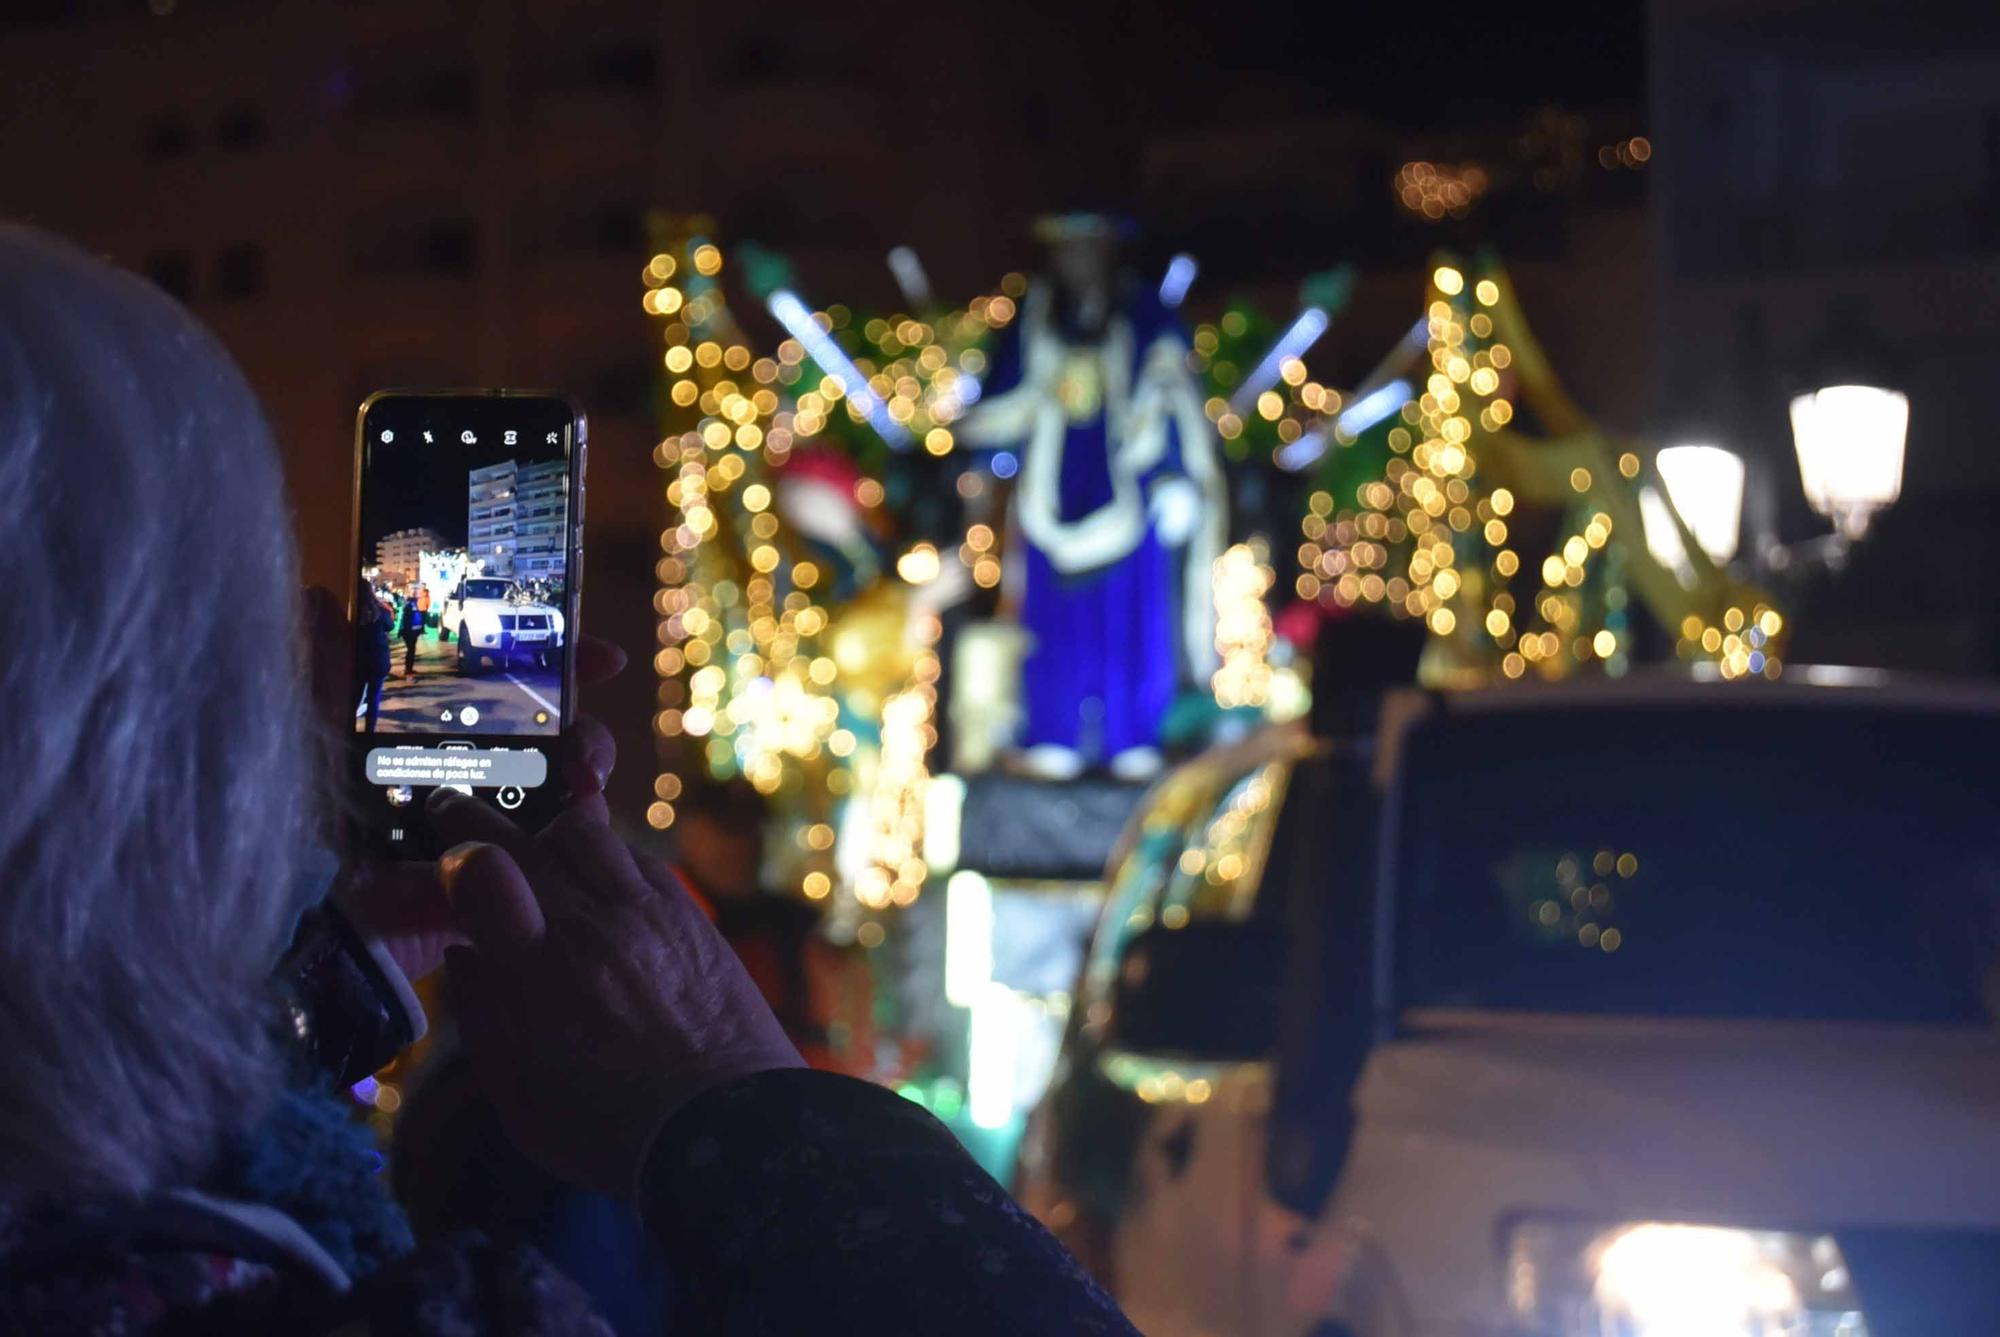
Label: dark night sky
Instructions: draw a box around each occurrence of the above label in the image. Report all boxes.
[988,0,1647,139]
[1173,2,1646,128]
[4,0,1648,129]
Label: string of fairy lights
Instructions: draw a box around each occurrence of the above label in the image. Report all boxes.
[1216,260,1782,683]
[1189,324,1344,453]
[1211,541,1276,710]
[846,294,1016,458]
[646,239,843,847]
[1678,606,1785,680]
[645,228,1025,908]
[854,620,940,910]
[795,277,1024,906]
[646,230,1784,916]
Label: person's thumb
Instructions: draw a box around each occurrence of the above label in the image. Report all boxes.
[439,840,545,965]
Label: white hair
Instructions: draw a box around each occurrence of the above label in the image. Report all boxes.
[0,225,316,1197]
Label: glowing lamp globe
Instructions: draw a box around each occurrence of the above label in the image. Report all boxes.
[1637,486,1690,575]
[1788,385,1908,539]
[1654,444,1745,564]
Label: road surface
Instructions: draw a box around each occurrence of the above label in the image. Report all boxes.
[360,626,561,737]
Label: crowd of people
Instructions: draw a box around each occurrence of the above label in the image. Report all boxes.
[0,224,1140,1333]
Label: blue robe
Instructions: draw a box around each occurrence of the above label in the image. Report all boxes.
[965,283,1221,761]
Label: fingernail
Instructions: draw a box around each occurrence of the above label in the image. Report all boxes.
[438,841,489,878]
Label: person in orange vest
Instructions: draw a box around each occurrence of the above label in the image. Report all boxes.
[416,581,432,635]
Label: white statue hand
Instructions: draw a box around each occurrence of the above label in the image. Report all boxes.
[910,561,976,617]
[1148,477,1205,547]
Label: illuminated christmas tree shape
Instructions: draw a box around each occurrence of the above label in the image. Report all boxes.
[1297,255,1784,682]
[644,218,1021,908]
[645,217,845,868]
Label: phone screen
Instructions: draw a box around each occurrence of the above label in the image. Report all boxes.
[352,391,584,849]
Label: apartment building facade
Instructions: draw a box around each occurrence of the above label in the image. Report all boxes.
[468,457,566,580]
[375,525,445,585]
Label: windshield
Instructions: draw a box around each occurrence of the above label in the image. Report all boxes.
[1394,704,2000,1026]
[462,578,514,600]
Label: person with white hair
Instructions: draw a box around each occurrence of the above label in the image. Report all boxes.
[0,224,1138,1335]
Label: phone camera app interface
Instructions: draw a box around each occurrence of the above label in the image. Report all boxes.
[356,400,571,744]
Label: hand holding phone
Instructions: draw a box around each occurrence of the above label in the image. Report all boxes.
[304,580,626,987]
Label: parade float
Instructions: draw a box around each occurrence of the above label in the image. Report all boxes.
[633,211,1784,1156]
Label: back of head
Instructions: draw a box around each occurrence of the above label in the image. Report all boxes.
[0,225,314,1198]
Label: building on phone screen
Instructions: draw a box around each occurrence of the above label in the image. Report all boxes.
[513,459,569,581]
[468,458,567,580]
[376,527,444,587]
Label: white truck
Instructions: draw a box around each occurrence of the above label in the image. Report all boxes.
[1017,674,2000,1336]
[439,576,564,674]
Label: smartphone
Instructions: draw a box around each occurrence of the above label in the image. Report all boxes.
[350,391,585,854]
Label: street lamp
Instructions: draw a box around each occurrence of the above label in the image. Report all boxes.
[1638,485,1693,575]
[1654,444,1746,564]
[1787,384,1908,541]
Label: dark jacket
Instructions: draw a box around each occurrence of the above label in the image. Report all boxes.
[355,605,391,681]
[0,1072,1137,1335]
[0,905,1138,1335]
[397,601,423,640]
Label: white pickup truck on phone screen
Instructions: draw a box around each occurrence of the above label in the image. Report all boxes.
[438,577,565,674]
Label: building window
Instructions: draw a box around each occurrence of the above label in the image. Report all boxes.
[418,222,476,274]
[349,55,478,121]
[723,33,811,84]
[145,251,196,301]
[587,42,657,91]
[352,215,478,277]
[525,192,645,258]
[212,243,267,299]
[215,103,266,149]
[523,34,659,98]
[142,111,194,158]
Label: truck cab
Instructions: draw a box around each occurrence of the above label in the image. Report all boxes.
[439,576,564,674]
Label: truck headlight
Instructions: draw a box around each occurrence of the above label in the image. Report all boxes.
[1506,1219,1867,1335]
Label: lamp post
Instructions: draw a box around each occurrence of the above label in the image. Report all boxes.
[1654,444,1746,564]
[1786,384,1909,542]
[1637,441,1748,583]
[1771,293,1910,572]
[1637,381,1907,585]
